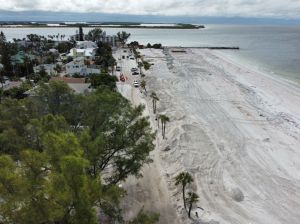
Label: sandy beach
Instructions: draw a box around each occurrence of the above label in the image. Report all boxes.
[116,47,300,224]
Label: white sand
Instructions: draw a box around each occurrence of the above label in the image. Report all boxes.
[115,47,300,224]
[137,47,300,224]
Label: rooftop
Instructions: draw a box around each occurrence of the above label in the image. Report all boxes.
[68,83,91,94]
[2,81,23,90]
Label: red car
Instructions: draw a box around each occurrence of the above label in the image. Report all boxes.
[120,74,125,82]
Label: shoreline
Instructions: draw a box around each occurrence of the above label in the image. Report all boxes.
[0,25,204,29]
[138,47,300,223]
[164,46,300,86]
[213,49,300,87]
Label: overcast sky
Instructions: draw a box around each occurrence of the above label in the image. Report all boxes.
[0,0,300,19]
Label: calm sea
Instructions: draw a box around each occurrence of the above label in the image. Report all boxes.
[1,25,300,83]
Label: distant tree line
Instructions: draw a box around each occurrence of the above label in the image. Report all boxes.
[146,43,162,49]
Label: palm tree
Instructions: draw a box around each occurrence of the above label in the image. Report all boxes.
[159,114,170,139]
[150,92,159,114]
[140,80,147,95]
[156,114,160,129]
[117,31,131,47]
[186,192,199,218]
[175,172,194,210]
[138,61,143,75]
[108,57,116,75]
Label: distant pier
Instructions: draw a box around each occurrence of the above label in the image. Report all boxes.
[168,46,240,53]
[192,46,240,50]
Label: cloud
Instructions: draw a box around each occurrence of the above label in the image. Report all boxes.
[0,0,300,19]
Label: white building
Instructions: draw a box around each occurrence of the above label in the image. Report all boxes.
[67,48,97,60]
[70,31,119,47]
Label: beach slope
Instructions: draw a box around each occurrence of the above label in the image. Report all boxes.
[140,47,300,224]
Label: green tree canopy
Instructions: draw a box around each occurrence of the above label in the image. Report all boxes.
[87,28,103,42]
[89,73,118,90]
[175,172,194,210]
[95,42,115,70]
[117,31,131,46]
[0,78,157,223]
[57,41,75,53]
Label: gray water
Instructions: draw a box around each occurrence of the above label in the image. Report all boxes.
[1,25,300,83]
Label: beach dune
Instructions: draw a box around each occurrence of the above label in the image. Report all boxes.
[134,47,300,224]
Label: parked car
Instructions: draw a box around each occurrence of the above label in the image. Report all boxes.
[131,68,138,72]
[132,71,139,75]
[116,66,121,71]
[120,74,125,82]
[133,80,139,87]
[130,57,135,60]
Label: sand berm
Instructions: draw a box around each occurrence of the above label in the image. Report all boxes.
[117,47,300,224]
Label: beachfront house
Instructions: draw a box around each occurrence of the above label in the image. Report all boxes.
[50,77,91,94]
[67,48,97,60]
[67,40,98,60]
[66,58,101,76]
[66,58,85,75]
[34,64,58,76]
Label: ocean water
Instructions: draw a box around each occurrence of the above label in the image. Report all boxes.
[1,25,300,83]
